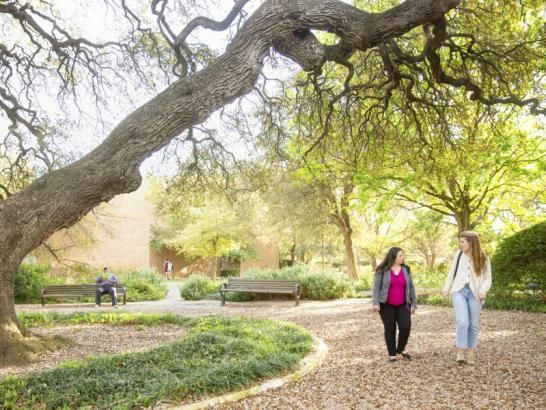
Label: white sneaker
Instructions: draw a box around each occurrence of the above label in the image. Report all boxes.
[467,350,476,365]
[456,350,466,363]
[94,304,100,308]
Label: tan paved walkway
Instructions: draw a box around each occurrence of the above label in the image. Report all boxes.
[16,290,546,409]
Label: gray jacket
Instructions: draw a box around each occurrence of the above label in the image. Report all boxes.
[372,265,417,309]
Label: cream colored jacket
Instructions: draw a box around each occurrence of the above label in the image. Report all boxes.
[443,251,492,299]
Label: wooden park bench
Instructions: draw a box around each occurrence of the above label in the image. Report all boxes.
[40,284,127,306]
[219,279,301,306]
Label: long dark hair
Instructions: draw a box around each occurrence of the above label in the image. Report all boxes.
[376,247,403,273]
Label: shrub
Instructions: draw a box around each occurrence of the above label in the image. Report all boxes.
[241,265,307,280]
[2,315,312,409]
[418,292,546,313]
[220,269,240,277]
[354,275,372,292]
[119,268,164,285]
[180,274,218,300]
[491,221,546,294]
[19,312,195,328]
[299,272,355,300]
[120,268,167,302]
[124,280,167,302]
[14,263,50,303]
[410,264,447,291]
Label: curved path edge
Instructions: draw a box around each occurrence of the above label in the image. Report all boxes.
[170,336,328,410]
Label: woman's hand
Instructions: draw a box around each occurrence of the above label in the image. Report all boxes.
[442,290,450,298]
[411,308,416,315]
[373,304,380,313]
[478,292,486,301]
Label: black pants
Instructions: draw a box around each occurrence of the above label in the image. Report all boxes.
[95,287,117,306]
[379,303,411,356]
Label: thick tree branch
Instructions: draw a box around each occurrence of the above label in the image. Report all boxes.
[0,0,460,278]
[424,17,545,115]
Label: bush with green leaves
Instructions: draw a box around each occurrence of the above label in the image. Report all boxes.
[119,268,167,301]
[410,263,448,291]
[299,272,355,300]
[354,274,372,292]
[241,265,308,280]
[2,314,312,409]
[15,264,167,304]
[419,292,545,313]
[491,221,546,294]
[180,274,218,300]
[14,263,50,303]
[18,312,195,328]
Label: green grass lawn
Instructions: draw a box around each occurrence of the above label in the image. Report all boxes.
[1,313,312,409]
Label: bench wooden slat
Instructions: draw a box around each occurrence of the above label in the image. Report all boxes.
[41,284,127,306]
[219,279,301,306]
[225,286,297,289]
[227,281,298,284]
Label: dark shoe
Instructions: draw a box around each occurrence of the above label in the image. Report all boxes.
[398,352,412,361]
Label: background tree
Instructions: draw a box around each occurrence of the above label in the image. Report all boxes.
[264,176,334,267]
[401,210,452,269]
[163,201,257,280]
[390,109,545,233]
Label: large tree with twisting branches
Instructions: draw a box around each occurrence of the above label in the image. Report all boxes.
[0,0,544,365]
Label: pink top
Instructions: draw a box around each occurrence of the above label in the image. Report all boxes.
[387,270,406,306]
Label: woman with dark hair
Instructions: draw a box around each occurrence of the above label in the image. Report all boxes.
[372,247,417,362]
[443,231,492,365]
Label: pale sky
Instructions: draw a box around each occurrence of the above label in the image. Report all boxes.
[0,0,297,177]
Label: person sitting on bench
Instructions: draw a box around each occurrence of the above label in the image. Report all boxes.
[95,267,118,308]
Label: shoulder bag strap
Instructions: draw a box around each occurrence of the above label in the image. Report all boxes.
[453,251,463,280]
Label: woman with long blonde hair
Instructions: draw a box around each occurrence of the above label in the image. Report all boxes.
[443,231,492,365]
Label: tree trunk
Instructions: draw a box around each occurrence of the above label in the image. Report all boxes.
[0,263,71,366]
[330,188,358,279]
[214,256,221,281]
[430,246,437,269]
[0,0,459,365]
[454,209,472,234]
[289,241,296,266]
[321,238,325,272]
[342,230,358,279]
[369,254,378,271]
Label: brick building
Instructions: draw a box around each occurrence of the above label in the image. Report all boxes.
[45,182,279,277]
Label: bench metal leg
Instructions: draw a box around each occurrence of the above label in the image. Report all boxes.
[221,292,226,306]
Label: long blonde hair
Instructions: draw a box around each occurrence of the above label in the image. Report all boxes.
[460,231,487,275]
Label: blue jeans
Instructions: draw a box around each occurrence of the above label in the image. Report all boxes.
[452,284,482,349]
